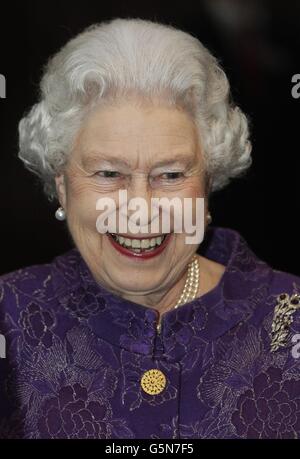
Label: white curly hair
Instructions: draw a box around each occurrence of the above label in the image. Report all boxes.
[18,17,252,200]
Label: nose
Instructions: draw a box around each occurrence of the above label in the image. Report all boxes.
[124,173,153,229]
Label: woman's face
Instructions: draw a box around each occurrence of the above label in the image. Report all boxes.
[56,99,208,298]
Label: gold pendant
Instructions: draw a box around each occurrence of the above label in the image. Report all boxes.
[140,369,167,395]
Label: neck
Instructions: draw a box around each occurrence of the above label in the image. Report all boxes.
[119,259,196,316]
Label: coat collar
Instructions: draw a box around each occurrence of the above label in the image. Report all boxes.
[51,226,273,362]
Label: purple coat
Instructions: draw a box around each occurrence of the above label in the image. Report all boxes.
[0,226,300,439]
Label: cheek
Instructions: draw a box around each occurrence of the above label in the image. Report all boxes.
[183,176,206,197]
[163,176,205,200]
[169,178,206,228]
[66,181,103,232]
[185,179,206,204]
[174,232,198,249]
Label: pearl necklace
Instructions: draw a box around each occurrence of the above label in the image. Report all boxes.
[156,255,200,333]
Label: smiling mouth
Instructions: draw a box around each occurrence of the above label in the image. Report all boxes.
[108,233,168,253]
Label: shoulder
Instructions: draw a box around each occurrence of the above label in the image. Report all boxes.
[268,267,300,295]
[0,261,53,313]
[0,249,79,328]
[246,260,300,330]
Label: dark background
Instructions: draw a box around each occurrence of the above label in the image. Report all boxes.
[0,0,299,276]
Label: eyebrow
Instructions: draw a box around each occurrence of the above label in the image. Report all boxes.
[82,151,195,169]
[151,154,195,168]
[82,153,131,168]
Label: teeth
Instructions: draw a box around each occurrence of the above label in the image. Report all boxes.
[132,239,141,248]
[112,234,166,250]
[141,239,150,249]
[124,238,131,247]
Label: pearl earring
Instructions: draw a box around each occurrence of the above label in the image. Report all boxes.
[207,212,212,224]
[55,207,66,221]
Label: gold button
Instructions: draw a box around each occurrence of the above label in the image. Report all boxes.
[140,369,167,395]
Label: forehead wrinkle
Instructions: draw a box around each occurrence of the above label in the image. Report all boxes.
[80,152,131,168]
[80,150,196,171]
[150,153,196,168]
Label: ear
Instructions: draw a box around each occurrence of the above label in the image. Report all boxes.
[55,174,67,209]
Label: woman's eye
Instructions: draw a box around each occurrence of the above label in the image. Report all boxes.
[97,171,121,178]
[161,172,184,180]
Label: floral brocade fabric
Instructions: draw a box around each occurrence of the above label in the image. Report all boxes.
[0,226,299,439]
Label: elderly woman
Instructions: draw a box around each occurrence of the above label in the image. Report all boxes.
[0,17,299,440]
